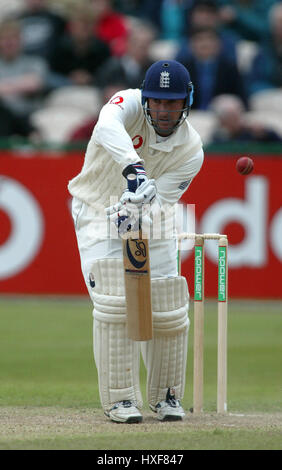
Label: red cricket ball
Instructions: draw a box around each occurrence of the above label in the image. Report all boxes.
[236,156,254,175]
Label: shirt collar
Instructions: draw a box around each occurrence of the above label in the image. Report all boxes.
[148,120,189,152]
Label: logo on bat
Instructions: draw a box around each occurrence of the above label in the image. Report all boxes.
[126,239,147,269]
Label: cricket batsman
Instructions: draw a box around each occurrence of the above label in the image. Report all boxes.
[68,60,204,423]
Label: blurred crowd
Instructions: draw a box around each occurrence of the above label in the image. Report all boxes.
[0,0,282,146]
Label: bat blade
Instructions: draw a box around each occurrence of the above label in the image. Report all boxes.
[123,235,153,341]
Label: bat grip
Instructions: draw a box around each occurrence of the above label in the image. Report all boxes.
[127,173,138,193]
[127,173,142,232]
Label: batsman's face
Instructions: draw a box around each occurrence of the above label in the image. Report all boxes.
[147,98,185,136]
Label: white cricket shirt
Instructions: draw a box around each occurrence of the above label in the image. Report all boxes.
[68,88,204,208]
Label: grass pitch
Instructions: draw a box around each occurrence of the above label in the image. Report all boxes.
[0,296,281,450]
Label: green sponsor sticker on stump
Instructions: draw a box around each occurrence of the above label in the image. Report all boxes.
[218,246,227,301]
[194,246,203,301]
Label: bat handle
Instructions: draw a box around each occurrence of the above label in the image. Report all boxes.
[127,173,142,233]
[127,173,138,193]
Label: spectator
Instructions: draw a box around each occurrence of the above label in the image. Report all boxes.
[0,0,24,20]
[177,26,247,110]
[209,94,282,142]
[49,4,111,88]
[217,0,278,43]
[91,0,130,56]
[68,82,127,142]
[247,2,282,94]
[160,0,188,40]
[138,0,164,31]
[0,98,39,140]
[96,19,155,89]
[16,0,66,61]
[176,0,238,63]
[0,19,49,118]
[114,0,143,17]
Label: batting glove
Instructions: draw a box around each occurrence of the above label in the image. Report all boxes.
[107,204,151,239]
[121,179,156,206]
[122,162,148,187]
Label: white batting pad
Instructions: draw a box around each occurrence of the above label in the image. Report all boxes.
[91,258,143,411]
[141,276,190,408]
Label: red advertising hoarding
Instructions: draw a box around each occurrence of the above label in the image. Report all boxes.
[0,152,281,298]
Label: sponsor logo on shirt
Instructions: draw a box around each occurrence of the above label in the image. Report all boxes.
[132,135,143,149]
[109,96,124,109]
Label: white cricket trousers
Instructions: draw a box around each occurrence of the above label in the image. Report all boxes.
[72,197,189,412]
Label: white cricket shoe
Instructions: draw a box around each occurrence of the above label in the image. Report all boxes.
[105,400,143,423]
[153,388,185,422]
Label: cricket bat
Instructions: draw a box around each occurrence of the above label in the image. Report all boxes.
[122,174,153,341]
